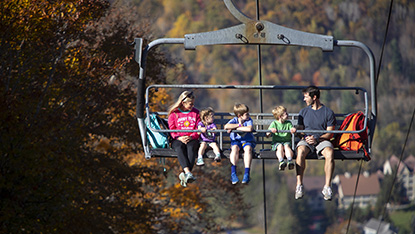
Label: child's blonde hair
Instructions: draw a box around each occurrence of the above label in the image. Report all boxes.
[233,103,249,117]
[200,107,214,126]
[272,106,287,120]
[168,91,195,115]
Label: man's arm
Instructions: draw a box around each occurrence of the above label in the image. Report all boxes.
[319,125,335,141]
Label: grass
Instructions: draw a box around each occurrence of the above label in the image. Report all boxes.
[389,209,414,233]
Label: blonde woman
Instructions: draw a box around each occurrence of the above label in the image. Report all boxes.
[168,91,200,187]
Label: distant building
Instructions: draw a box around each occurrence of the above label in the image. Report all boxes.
[363,218,398,234]
[332,172,380,209]
[383,155,415,201]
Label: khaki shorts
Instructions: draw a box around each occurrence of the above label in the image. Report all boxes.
[296,139,333,159]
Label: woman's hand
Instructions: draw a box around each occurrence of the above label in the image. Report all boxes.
[178,136,191,144]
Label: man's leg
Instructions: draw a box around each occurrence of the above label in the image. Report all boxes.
[322,147,335,187]
[296,145,309,186]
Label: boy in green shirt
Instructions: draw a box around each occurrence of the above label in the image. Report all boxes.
[267,106,297,170]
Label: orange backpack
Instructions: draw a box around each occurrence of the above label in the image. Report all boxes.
[334,112,369,159]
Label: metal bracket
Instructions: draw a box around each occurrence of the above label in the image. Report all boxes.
[184,0,333,51]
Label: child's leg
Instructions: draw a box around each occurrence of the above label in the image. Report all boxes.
[241,145,253,184]
[198,142,207,158]
[230,144,240,184]
[276,144,285,162]
[284,144,294,161]
[230,145,240,166]
[211,142,221,161]
[210,142,221,155]
[243,145,253,169]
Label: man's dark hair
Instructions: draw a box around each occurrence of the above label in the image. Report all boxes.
[302,85,320,99]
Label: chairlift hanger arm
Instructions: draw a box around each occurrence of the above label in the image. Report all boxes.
[184,0,333,51]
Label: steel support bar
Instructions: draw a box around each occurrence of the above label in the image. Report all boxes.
[335,40,377,152]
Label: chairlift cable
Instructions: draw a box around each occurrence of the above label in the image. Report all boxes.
[375,0,395,86]
[255,1,268,233]
[377,107,415,233]
[340,0,395,230]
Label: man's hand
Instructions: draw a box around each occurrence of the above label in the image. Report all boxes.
[305,135,318,145]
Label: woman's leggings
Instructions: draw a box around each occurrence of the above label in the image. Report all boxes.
[171,139,199,171]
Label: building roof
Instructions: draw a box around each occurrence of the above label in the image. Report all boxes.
[337,173,380,196]
[388,155,406,174]
[364,218,398,234]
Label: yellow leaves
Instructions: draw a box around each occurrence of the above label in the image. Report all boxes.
[167,11,192,37]
[149,88,172,112]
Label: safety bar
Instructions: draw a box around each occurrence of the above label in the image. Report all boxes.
[145,84,369,135]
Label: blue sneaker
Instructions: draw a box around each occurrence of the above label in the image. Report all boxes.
[242,173,250,184]
[231,172,239,184]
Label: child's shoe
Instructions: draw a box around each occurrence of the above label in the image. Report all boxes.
[214,154,221,162]
[279,160,287,171]
[196,158,205,166]
[231,172,239,184]
[287,160,295,170]
[241,173,250,184]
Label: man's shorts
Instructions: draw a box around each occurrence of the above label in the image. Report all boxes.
[231,141,256,150]
[271,142,291,151]
[296,139,333,158]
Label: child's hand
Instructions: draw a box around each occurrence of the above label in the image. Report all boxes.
[290,127,297,134]
[266,132,271,137]
[270,128,277,133]
[200,127,207,133]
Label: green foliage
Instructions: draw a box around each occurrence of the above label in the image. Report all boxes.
[374,173,407,219]
[390,206,415,234]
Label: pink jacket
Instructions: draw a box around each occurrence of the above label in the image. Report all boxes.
[168,108,200,140]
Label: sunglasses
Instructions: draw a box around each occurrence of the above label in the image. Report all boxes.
[181,91,194,102]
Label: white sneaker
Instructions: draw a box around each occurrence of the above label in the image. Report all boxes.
[214,154,221,162]
[179,172,187,187]
[295,184,304,200]
[196,158,205,166]
[322,186,332,201]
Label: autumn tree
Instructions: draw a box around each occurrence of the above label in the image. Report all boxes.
[0,0,168,232]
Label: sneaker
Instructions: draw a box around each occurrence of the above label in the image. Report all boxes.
[179,172,187,187]
[231,172,239,184]
[279,161,287,171]
[185,172,196,184]
[295,184,304,200]
[242,173,250,184]
[214,154,221,162]
[196,158,205,166]
[322,186,333,201]
[287,160,295,170]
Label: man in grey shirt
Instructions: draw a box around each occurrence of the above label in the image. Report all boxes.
[295,86,336,201]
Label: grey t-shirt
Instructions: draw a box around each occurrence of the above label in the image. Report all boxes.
[298,105,336,139]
